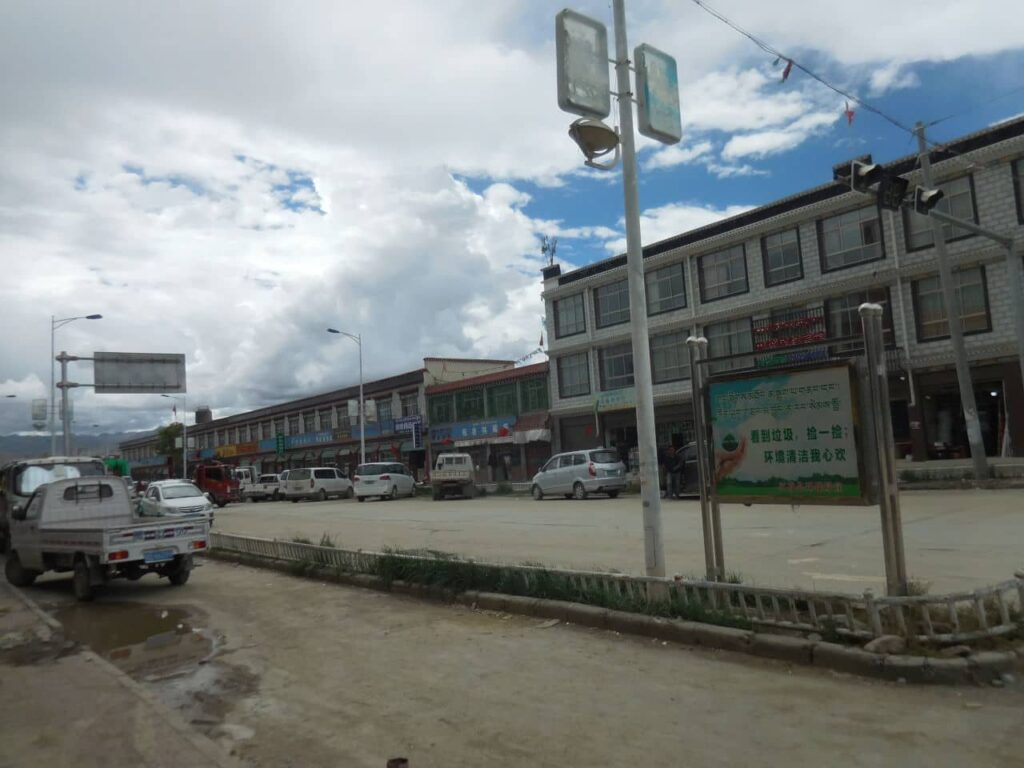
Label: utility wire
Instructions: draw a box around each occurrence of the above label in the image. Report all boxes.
[927,84,1024,128]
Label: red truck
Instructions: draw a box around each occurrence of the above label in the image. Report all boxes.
[191,462,240,508]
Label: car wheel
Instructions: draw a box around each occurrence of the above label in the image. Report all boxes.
[572,482,588,500]
[607,490,620,499]
[319,488,328,502]
[389,485,398,501]
[531,484,543,501]
[357,496,365,503]
[346,487,354,499]
[4,550,38,587]
[272,490,280,501]
[168,556,192,587]
[291,498,299,504]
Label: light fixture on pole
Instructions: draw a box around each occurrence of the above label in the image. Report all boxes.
[162,393,188,480]
[326,328,365,466]
[50,313,102,456]
[567,118,620,170]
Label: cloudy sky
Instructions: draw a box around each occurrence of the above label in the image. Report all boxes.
[1,0,1022,436]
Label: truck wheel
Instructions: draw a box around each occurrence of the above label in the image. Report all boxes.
[464,484,477,499]
[432,487,441,501]
[169,556,192,587]
[272,490,280,501]
[607,490,620,499]
[292,498,299,503]
[572,482,588,501]
[217,500,227,508]
[5,551,38,587]
[531,484,543,501]
[72,558,94,602]
[357,495,366,503]
[346,487,354,499]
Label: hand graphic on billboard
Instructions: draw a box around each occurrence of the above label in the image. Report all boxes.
[715,436,747,483]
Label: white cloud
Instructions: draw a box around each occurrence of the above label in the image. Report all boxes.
[643,141,715,171]
[723,111,839,160]
[603,202,755,255]
[706,162,770,179]
[868,62,921,96]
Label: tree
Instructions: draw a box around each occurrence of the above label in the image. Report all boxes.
[155,423,183,457]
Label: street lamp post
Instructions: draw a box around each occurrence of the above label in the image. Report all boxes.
[162,394,188,479]
[326,328,365,465]
[50,314,102,455]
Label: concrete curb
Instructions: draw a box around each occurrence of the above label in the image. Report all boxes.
[2,581,242,768]
[206,549,1023,686]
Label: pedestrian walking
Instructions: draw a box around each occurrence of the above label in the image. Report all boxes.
[669,446,683,499]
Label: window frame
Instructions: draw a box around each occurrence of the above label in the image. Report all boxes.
[455,389,485,420]
[817,205,886,273]
[644,262,687,316]
[557,351,591,399]
[902,175,979,253]
[649,329,690,384]
[593,279,631,329]
[704,317,754,374]
[554,293,587,338]
[487,382,519,417]
[698,244,749,304]
[519,377,549,412]
[1014,159,1024,225]
[760,227,804,287]
[598,341,635,392]
[911,265,992,343]
[824,286,894,351]
[428,395,454,424]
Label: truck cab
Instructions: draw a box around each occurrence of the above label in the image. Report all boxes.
[430,452,478,500]
[191,462,240,507]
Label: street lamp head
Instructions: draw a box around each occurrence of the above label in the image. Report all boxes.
[568,118,620,170]
[326,328,340,334]
[4,394,15,398]
[86,314,103,320]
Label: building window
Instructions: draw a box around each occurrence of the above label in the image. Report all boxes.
[262,422,271,440]
[273,418,284,436]
[912,266,991,342]
[456,389,485,420]
[645,263,686,315]
[761,228,803,286]
[594,279,630,328]
[1014,159,1024,224]
[318,408,333,430]
[554,293,587,338]
[557,352,590,398]
[486,383,517,416]
[650,330,690,384]
[429,395,454,424]
[377,399,393,426]
[699,244,748,302]
[400,392,419,417]
[288,415,299,435]
[303,413,315,433]
[599,342,634,391]
[246,425,256,442]
[903,176,977,250]
[234,427,243,444]
[818,207,883,271]
[705,318,753,373]
[520,377,549,412]
[825,286,893,351]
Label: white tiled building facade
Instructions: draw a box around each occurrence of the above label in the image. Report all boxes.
[543,117,1024,463]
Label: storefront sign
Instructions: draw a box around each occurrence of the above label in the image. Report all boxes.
[429,418,514,444]
[595,387,635,413]
[707,364,864,504]
[395,415,424,450]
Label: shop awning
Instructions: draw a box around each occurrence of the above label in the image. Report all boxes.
[321,448,338,460]
[513,411,551,444]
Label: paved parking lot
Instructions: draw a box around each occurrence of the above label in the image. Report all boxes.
[214,489,1024,594]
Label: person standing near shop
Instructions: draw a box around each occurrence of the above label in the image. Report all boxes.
[487,450,498,482]
[502,452,512,481]
[668,446,683,499]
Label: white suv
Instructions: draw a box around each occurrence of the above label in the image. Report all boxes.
[284,467,353,502]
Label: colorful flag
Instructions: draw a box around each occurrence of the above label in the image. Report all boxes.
[845,101,855,126]
[781,59,793,82]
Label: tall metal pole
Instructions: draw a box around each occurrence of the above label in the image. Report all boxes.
[59,352,71,457]
[182,394,188,480]
[915,123,988,481]
[687,337,717,580]
[358,334,365,466]
[612,0,665,577]
[50,316,56,455]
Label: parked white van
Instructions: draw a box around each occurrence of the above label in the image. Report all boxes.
[284,467,353,502]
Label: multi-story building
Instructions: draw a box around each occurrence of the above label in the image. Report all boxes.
[121,357,513,480]
[426,361,551,483]
[543,116,1024,464]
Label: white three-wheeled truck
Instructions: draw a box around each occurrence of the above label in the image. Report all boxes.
[4,476,209,601]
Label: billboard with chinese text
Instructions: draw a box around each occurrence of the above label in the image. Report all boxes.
[707,363,865,505]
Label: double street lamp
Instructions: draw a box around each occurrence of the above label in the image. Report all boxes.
[326,328,365,465]
[50,313,102,455]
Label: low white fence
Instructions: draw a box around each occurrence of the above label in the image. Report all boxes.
[209,532,1022,644]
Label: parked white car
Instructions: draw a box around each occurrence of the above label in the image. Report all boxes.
[284,467,353,502]
[353,462,416,502]
[138,480,216,520]
[245,473,282,502]
[531,448,627,500]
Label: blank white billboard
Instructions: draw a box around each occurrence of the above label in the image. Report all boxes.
[93,352,186,394]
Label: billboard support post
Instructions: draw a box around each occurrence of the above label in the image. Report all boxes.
[860,303,908,596]
[687,336,718,581]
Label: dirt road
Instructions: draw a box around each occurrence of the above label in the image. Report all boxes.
[214,489,1024,592]
[23,558,1024,768]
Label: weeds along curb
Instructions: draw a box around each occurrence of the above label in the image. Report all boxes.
[204,550,1022,686]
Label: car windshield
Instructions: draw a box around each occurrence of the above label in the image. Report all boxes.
[589,450,619,464]
[356,464,388,475]
[163,484,203,499]
[14,461,106,496]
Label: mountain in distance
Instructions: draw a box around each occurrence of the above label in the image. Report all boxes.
[0,431,153,463]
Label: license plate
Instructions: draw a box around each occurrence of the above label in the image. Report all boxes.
[363,479,376,484]
[143,548,175,564]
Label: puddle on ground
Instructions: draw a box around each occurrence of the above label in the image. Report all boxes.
[53,602,215,680]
